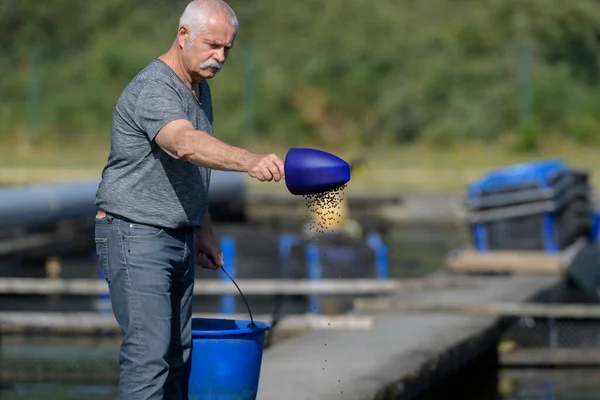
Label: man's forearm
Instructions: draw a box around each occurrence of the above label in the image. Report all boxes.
[179,128,254,171]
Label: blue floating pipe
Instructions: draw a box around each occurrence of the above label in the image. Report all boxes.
[376,245,389,280]
[543,214,558,254]
[271,233,300,326]
[0,170,246,229]
[473,223,488,252]
[278,234,298,261]
[592,211,600,244]
[305,243,321,314]
[278,233,298,278]
[219,237,236,315]
[0,180,100,228]
[367,233,389,280]
[543,381,555,400]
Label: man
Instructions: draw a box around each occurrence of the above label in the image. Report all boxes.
[94,0,284,398]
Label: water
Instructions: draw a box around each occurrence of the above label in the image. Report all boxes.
[4,353,600,400]
[442,368,600,399]
[0,337,119,399]
[500,369,600,399]
[1,223,598,399]
[1,383,117,400]
[417,348,600,399]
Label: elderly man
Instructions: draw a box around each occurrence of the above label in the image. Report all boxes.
[94,0,284,398]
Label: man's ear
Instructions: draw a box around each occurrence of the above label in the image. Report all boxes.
[177,25,191,49]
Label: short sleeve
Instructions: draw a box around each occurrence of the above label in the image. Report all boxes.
[135,81,189,141]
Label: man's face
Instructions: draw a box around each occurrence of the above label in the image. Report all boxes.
[180,14,236,82]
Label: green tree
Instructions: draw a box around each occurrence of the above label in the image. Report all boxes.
[2,0,600,149]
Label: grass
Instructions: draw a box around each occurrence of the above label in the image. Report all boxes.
[1,134,600,194]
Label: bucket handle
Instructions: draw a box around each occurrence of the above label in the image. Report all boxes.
[220,265,255,327]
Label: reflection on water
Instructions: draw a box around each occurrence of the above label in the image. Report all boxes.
[2,224,596,399]
[386,224,465,277]
[500,369,600,400]
[1,383,117,400]
[0,338,119,399]
[4,368,600,399]
[428,367,600,400]
[0,224,465,399]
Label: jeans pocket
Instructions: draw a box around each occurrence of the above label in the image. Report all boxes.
[120,222,165,239]
[95,237,111,287]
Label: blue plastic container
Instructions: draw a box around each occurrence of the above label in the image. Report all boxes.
[188,318,271,400]
[465,159,593,253]
[284,148,351,195]
[467,158,567,200]
[592,211,600,244]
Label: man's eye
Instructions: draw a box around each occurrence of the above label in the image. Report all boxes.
[208,43,219,49]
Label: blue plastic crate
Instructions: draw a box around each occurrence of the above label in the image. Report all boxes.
[592,211,600,244]
[468,188,592,253]
[467,159,568,201]
[470,210,564,253]
[466,160,593,253]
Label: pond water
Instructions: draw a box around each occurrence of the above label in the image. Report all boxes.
[501,369,600,399]
[1,223,598,399]
[1,383,118,400]
[3,362,600,399]
[442,368,600,400]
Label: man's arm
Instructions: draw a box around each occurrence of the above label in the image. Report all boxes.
[194,210,223,269]
[155,119,253,170]
[135,81,283,181]
[197,209,215,235]
[155,119,284,181]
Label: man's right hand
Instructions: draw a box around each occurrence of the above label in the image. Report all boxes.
[247,153,285,182]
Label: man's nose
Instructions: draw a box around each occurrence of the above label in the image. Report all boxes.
[214,48,226,63]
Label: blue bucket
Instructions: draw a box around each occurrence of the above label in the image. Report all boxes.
[187,317,271,400]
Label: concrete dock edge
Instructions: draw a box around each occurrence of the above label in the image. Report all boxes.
[257,274,564,400]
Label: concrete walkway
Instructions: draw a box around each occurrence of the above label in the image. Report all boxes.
[257,273,563,400]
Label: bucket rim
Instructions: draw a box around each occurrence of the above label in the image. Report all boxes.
[191,317,271,336]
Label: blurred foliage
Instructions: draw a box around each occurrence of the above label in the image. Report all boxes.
[2,0,600,150]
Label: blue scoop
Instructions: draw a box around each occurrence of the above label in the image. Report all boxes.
[284,148,351,195]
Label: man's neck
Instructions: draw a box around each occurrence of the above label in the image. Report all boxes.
[158,47,203,89]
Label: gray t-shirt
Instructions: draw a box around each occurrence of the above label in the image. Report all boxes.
[95,58,213,229]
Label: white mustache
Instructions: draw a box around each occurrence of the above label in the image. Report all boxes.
[200,59,223,71]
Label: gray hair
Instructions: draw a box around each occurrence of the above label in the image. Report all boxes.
[179,0,238,46]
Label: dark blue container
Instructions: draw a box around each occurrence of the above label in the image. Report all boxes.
[188,318,270,400]
[284,148,351,195]
[467,158,568,202]
[465,159,592,253]
[592,211,600,244]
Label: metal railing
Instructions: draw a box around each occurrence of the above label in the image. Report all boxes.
[95,233,390,316]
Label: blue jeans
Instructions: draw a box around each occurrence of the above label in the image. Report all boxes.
[94,213,195,400]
